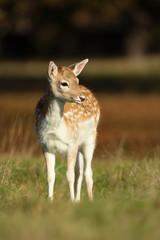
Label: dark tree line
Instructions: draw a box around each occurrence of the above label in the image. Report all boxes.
[0,0,160,59]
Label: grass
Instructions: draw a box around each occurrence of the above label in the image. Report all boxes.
[1,92,160,158]
[0,155,160,240]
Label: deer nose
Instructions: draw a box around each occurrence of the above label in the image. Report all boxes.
[79,96,85,102]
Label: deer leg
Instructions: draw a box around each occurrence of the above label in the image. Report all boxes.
[66,147,78,201]
[44,152,56,200]
[82,132,96,201]
[83,147,94,201]
[74,151,84,202]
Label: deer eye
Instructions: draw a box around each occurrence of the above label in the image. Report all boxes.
[61,82,69,87]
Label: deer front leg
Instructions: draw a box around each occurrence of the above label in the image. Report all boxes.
[74,151,84,202]
[44,152,56,200]
[83,132,96,201]
[66,147,78,201]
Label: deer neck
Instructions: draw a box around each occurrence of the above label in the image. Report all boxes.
[47,91,65,129]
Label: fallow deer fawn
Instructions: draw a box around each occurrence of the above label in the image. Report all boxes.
[35,59,100,202]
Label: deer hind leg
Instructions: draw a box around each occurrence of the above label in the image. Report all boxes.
[44,152,56,201]
[74,151,84,202]
[82,131,96,201]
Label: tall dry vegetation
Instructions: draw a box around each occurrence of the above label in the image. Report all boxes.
[1,92,160,158]
[0,92,41,156]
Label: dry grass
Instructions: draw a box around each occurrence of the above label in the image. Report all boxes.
[0,92,41,155]
[0,92,160,158]
[97,93,160,158]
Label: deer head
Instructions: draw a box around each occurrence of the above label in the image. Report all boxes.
[48,59,88,104]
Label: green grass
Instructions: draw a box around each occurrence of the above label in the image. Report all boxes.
[1,155,160,240]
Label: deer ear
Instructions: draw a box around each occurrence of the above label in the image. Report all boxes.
[48,61,58,81]
[69,59,89,76]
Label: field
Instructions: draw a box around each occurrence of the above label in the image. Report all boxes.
[1,56,160,239]
[1,156,160,240]
[1,92,160,158]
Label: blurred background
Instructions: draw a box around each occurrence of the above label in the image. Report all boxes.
[0,0,160,159]
[0,0,160,59]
